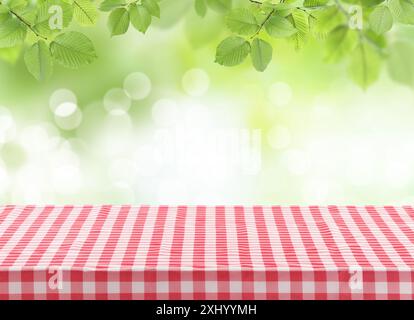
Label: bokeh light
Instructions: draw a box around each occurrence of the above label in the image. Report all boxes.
[182,68,210,97]
[123,72,152,100]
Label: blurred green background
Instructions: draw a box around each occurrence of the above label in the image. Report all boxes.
[1,0,414,205]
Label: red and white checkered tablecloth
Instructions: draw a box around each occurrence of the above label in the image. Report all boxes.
[0,205,413,300]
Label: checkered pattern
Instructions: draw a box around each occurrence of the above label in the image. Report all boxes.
[0,205,413,300]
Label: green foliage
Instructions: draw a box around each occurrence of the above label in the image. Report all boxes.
[265,14,298,38]
[250,37,272,71]
[50,31,96,68]
[24,39,52,80]
[206,0,232,13]
[369,5,393,34]
[0,0,413,88]
[194,0,207,17]
[142,0,159,18]
[129,3,151,33]
[215,36,250,66]
[0,12,26,47]
[348,42,382,89]
[73,0,98,26]
[225,8,259,36]
[325,25,357,62]
[387,41,414,86]
[108,7,129,35]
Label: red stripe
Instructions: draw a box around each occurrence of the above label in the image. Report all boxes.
[121,206,150,266]
[0,205,17,226]
[271,206,301,267]
[235,206,255,299]
[49,206,93,265]
[328,206,373,267]
[97,206,131,266]
[25,206,75,266]
[215,206,230,299]
[193,206,206,300]
[290,206,325,268]
[1,206,54,266]
[348,206,396,268]
[72,205,112,268]
[144,206,169,268]
[365,206,414,265]
[309,206,348,266]
[0,206,36,251]
[252,206,278,268]
[388,206,414,246]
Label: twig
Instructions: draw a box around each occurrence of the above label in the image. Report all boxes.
[0,1,48,40]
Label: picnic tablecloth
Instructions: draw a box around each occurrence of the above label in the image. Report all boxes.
[0,205,413,300]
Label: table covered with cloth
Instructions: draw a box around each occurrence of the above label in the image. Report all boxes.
[0,205,413,300]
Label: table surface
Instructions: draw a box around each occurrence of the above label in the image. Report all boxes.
[0,205,413,271]
[0,205,413,300]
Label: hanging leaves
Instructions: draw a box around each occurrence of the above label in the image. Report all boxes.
[0,0,411,88]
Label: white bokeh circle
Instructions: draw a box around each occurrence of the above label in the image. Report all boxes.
[123,72,152,100]
[0,107,16,144]
[104,88,132,112]
[182,68,210,97]
[49,89,77,113]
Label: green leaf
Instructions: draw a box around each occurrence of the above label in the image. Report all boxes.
[24,40,53,81]
[312,6,345,38]
[272,0,304,11]
[289,9,309,49]
[348,42,382,89]
[303,0,329,7]
[265,14,297,38]
[0,15,27,48]
[206,0,232,13]
[99,0,126,12]
[195,0,207,17]
[215,36,250,66]
[369,6,393,34]
[251,38,272,72]
[108,7,129,36]
[325,25,358,62]
[225,8,259,36]
[389,0,414,25]
[6,0,26,10]
[0,5,9,23]
[387,41,414,86]
[142,0,160,18]
[50,31,97,68]
[73,0,98,26]
[129,4,151,33]
[33,0,74,36]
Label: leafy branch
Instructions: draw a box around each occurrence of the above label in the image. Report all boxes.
[0,0,413,88]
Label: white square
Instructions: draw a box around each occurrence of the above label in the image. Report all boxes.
[205,281,217,293]
[132,281,144,293]
[278,281,290,294]
[181,281,193,293]
[302,281,315,294]
[34,282,46,294]
[400,282,412,295]
[156,281,169,293]
[254,281,267,294]
[107,281,120,294]
[8,282,21,294]
[230,281,242,293]
[375,282,388,294]
[326,281,339,294]
[83,281,95,294]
